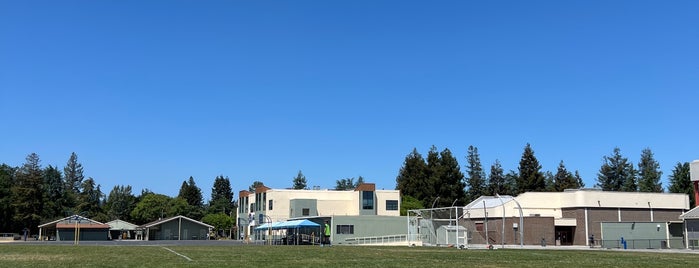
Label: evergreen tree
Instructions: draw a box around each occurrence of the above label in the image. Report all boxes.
[435,148,466,207]
[63,152,84,211]
[517,144,545,193]
[552,161,579,191]
[574,171,585,188]
[292,170,308,190]
[544,171,555,192]
[178,176,204,219]
[104,185,136,221]
[465,145,486,203]
[0,164,16,231]
[77,177,104,219]
[621,166,638,192]
[335,176,364,190]
[425,146,443,206]
[249,181,264,192]
[668,162,693,205]
[503,171,519,196]
[596,147,635,191]
[209,175,234,215]
[179,176,204,208]
[395,148,429,206]
[637,148,663,192]
[12,153,44,231]
[42,165,65,220]
[487,160,506,196]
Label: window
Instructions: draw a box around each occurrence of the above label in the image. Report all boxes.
[302,208,310,216]
[362,191,374,210]
[336,225,354,235]
[262,193,267,211]
[268,200,273,210]
[386,200,398,210]
[475,222,484,232]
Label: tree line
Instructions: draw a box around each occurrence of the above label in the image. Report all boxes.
[2,146,694,232]
[0,153,236,236]
[0,153,375,234]
[396,144,695,212]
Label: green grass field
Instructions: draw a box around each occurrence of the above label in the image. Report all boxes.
[1,245,699,268]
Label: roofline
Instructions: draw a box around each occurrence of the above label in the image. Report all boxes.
[141,215,213,228]
[38,215,105,228]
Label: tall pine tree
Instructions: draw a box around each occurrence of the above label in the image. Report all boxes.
[63,152,84,211]
[292,170,308,190]
[487,160,506,196]
[517,144,545,194]
[0,164,16,231]
[425,146,443,206]
[637,148,663,192]
[77,177,104,220]
[209,175,234,214]
[597,147,635,191]
[395,148,429,206]
[668,162,693,205]
[465,145,486,203]
[552,161,578,191]
[42,165,65,220]
[178,176,204,220]
[436,148,466,207]
[12,153,44,231]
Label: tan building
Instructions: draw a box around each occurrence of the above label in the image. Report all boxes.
[237,183,401,242]
[414,189,689,247]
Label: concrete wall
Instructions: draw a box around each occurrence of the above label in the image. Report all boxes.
[331,215,405,244]
[600,222,667,249]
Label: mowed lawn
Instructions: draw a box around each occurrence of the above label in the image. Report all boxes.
[1,244,699,268]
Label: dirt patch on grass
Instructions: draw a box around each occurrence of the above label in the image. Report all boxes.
[0,254,74,262]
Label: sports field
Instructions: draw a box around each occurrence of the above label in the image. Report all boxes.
[1,244,699,268]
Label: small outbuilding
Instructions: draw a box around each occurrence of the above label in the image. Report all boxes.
[140,215,213,240]
[106,219,139,240]
[38,215,110,241]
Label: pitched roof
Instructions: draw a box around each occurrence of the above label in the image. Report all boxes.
[106,219,139,230]
[38,215,105,228]
[680,206,699,220]
[141,215,213,229]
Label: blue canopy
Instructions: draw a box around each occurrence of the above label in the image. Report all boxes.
[255,219,320,230]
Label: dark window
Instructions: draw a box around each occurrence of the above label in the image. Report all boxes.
[362,191,374,210]
[475,222,484,232]
[268,200,273,210]
[386,200,398,210]
[302,208,310,216]
[336,225,354,235]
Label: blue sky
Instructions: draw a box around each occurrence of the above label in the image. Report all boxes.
[1,1,697,201]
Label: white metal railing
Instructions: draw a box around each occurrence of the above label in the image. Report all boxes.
[345,234,408,245]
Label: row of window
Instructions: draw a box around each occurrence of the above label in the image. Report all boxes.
[241,196,398,213]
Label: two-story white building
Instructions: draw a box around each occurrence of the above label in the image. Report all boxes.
[237,183,404,245]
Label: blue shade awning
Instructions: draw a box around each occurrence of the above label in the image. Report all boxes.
[255,220,320,230]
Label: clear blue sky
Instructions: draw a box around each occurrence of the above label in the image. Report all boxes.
[1,1,697,201]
